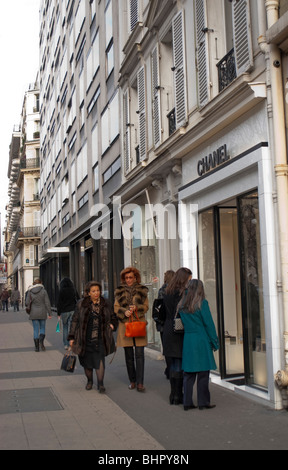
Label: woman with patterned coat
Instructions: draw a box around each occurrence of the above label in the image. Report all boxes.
[68,281,118,392]
[114,267,149,392]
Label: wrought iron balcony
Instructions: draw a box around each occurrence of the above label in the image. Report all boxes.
[18,226,41,238]
[217,48,237,92]
[20,157,40,170]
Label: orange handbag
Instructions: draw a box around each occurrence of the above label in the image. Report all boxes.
[125,309,147,338]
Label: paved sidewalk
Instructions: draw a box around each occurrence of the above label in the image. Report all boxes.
[0,309,164,451]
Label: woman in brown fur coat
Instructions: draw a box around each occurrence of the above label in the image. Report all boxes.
[114,267,148,392]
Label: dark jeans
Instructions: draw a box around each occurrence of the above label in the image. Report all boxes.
[124,345,145,385]
[183,371,210,407]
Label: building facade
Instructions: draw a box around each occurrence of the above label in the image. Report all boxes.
[115,0,288,408]
[39,0,123,306]
[36,0,288,408]
[4,80,41,301]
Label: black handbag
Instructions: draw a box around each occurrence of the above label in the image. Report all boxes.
[61,352,76,373]
[152,298,166,325]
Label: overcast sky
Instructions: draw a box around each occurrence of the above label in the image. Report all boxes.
[0,0,40,248]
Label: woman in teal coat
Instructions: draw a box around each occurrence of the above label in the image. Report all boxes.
[179,279,219,411]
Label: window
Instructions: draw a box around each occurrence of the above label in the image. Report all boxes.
[87,85,100,115]
[76,142,88,186]
[195,0,253,105]
[106,40,114,77]
[101,92,119,155]
[105,2,114,78]
[93,164,99,192]
[78,191,89,209]
[103,156,121,184]
[86,30,99,90]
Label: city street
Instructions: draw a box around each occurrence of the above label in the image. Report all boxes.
[0,308,288,451]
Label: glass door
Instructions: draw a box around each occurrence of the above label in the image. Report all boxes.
[199,205,244,378]
[219,208,244,376]
[198,193,267,387]
[238,193,267,388]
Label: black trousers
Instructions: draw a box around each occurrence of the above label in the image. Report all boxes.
[183,371,210,407]
[124,344,145,385]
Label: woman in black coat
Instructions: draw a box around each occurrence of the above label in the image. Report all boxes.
[162,267,192,405]
[57,278,79,349]
[68,281,118,392]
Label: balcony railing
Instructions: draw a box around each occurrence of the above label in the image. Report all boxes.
[217,48,237,92]
[18,227,41,238]
[20,157,40,170]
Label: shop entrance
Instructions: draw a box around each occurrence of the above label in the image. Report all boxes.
[198,192,267,387]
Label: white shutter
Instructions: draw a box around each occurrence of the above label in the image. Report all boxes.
[137,66,146,161]
[123,90,131,173]
[130,0,139,32]
[172,10,187,128]
[151,45,161,147]
[29,245,35,267]
[195,0,209,107]
[233,0,253,75]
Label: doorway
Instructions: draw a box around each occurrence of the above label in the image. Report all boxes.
[198,192,267,387]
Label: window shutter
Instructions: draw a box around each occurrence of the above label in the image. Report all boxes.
[233,0,253,75]
[195,0,209,107]
[29,245,35,267]
[172,10,187,128]
[137,66,146,161]
[130,0,139,32]
[151,45,161,147]
[123,90,131,173]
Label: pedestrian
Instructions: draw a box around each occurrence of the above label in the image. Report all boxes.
[11,287,21,311]
[57,277,79,349]
[1,288,10,311]
[114,267,149,392]
[25,279,52,352]
[179,279,219,410]
[155,270,175,379]
[162,267,192,405]
[68,281,118,392]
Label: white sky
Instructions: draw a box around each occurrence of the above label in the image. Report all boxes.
[0,0,40,249]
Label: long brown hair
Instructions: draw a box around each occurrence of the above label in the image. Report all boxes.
[166,267,192,295]
[183,279,205,313]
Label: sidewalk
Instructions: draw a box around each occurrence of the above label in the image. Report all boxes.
[0,309,164,451]
[1,309,288,451]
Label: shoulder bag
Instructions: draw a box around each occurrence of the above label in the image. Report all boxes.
[125,309,147,338]
[173,301,185,334]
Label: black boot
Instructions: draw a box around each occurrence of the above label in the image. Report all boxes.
[39,334,46,351]
[173,371,183,405]
[169,372,177,404]
[34,339,40,352]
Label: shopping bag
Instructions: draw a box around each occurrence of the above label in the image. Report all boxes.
[60,352,76,373]
[56,320,61,333]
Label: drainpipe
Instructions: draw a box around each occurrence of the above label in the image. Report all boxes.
[258,0,288,406]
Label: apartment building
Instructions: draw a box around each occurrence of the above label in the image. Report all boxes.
[115,0,288,408]
[4,80,41,300]
[37,0,288,408]
[39,0,123,304]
